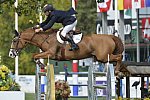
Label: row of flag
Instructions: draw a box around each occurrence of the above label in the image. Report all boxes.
[97,0,150,12]
[97,0,150,40]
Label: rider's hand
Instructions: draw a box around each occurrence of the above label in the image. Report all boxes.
[35,28,43,33]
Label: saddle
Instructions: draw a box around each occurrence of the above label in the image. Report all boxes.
[57,29,83,44]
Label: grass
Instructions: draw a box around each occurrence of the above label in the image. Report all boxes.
[25,93,35,100]
[25,93,107,100]
[25,93,150,100]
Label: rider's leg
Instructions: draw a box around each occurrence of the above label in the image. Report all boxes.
[61,20,79,51]
[66,34,79,51]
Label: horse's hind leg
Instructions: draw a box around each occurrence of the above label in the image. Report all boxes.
[109,54,123,73]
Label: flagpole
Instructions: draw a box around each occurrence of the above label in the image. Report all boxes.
[38,1,44,63]
[115,0,118,34]
[114,0,120,99]
[136,8,140,62]
[15,0,18,81]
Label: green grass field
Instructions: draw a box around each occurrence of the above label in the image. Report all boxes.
[25,93,35,100]
[25,93,148,100]
[25,93,106,100]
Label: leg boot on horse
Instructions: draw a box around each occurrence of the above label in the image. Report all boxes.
[34,59,45,69]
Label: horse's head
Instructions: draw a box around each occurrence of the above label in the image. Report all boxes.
[9,30,27,58]
[9,28,58,58]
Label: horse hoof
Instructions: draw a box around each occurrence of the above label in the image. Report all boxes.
[116,72,124,79]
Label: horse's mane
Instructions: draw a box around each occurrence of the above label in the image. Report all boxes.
[44,28,59,34]
[22,27,59,35]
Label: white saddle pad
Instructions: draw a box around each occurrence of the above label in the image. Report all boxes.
[56,30,83,44]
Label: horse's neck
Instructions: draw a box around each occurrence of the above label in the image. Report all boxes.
[21,28,58,48]
[26,31,57,48]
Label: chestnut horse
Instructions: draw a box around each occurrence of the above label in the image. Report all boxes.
[9,28,124,73]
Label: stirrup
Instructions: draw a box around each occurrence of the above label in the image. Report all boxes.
[69,45,79,51]
[69,48,78,51]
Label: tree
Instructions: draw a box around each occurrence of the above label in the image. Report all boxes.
[0,0,6,4]
[0,0,97,74]
[0,0,14,4]
[0,0,71,75]
[76,0,97,34]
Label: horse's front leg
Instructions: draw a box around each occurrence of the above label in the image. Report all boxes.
[33,50,54,59]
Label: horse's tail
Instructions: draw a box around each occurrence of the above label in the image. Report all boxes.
[111,35,124,55]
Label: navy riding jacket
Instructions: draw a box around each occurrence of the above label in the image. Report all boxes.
[39,7,77,31]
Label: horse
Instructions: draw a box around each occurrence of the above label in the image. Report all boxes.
[9,28,124,74]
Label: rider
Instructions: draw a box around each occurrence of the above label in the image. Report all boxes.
[34,4,79,51]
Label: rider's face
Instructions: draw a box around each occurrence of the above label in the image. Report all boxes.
[44,11,50,16]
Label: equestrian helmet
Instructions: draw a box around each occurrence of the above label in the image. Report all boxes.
[43,4,54,12]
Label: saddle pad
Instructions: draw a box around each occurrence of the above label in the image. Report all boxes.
[56,30,83,44]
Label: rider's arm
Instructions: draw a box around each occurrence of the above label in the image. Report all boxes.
[41,16,57,31]
[39,16,50,27]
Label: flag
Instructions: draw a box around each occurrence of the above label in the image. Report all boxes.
[145,0,150,7]
[142,18,147,38]
[106,0,150,12]
[97,0,112,12]
[124,0,132,9]
[109,0,114,10]
[74,0,78,8]
[117,0,124,10]
[117,0,132,10]
[132,0,141,9]
[147,18,150,40]
[132,0,150,8]
[72,0,78,8]
[141,0,145,8]
[142,18,150,40]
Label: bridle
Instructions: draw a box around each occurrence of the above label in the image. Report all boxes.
[10,36,26,56]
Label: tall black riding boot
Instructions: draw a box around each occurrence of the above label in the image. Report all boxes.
[66,36,79,51]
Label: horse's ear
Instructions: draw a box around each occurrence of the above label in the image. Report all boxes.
[14,30,20,37]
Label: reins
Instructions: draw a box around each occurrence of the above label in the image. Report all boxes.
[29,30,51,48]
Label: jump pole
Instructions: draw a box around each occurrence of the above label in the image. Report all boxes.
[88,54,115,100]
[35,57,55,100]
[46,56,55,100]
[35,64,41,100]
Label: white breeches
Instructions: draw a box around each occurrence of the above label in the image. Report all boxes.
[60,20,77,37]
